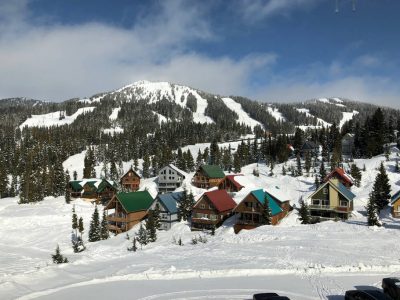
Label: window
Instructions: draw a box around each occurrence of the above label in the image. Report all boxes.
[169,170,172,174]
[323,188,328,195]
[209,205,213,209]
[313,199,320,205]
[340,201,348,207]
[200,204,205,209]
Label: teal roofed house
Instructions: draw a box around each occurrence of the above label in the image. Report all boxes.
[233,188,291,234]
[150,191,185,230]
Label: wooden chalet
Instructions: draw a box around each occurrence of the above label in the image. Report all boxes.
[391,190,400,218]
[191,189,236,231]
[308,178,355,221]
[67,180,83,198]
[323,167,354,188]
[105,191,154,234]
[191,165,225,189]
[81,179,117,204]
[150,191,184,230]
[218,174,244,193]
[300,141,319,157]
[120,167,141,192]
[233,188,290,234]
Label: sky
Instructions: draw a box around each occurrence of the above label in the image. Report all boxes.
[0,0,399,107]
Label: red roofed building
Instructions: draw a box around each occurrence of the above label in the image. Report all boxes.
[218,174,244,193]
[191,189,237,231]
[323,167,354,188]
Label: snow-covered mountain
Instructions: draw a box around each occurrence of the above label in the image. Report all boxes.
[15,80,399,135]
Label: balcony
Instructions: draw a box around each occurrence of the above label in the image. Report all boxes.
[106,213,127,223]
[309,204,351,213]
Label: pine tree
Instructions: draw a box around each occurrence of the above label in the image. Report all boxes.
[233,153,241,173]
[65,170,71,204]
[298,198,311,224]
[0,156,8,198]
[319,162,326,184]
[72,205,78,235]
[196,149,203,167]
[282,165,286,176]
[366,192,381,226]
[372,162,391,211]
[53,154,66,196]
[78,217,84,239]
[142,154,150,178]
[350,164,362,187]
[304,152,311,176]
[88,206,101,242]
[128,237,138,252]
[52,244,68,264]
[146,212,157,243]
[395,159,400,173]
[153,203,161,229]
[261,197,272,225]
[73,170,78,181]
[100,209,109,240]
[137,224,148,248]
[211,225,216,236]
[296,155,302,176]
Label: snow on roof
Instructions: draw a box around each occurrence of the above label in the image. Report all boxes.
[203,189,236,213]
[168,164,188,178]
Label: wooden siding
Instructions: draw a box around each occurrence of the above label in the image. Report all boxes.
[392,198,400,218]
[192,169,223,189]
[191,195,231,230]
[121,171,140,191]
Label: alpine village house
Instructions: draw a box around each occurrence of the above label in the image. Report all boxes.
[105,191,154,233]
[323,167,354,189]
[120,167,141,191]
[233,188,291,234]
[308,178,355,221]
[391,190,400,218]
[157,164,187,193]
[67,179,117,204]
[218,174,244,193]
[191,165,225,189]
[191,189,236,231]
[150,191,184,230]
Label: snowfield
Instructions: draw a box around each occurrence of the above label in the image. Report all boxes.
[222,97,264,129]
[296,108,332,130]
[1,148,400,299]
[267,106,286,122]
[19,107,96,129]
[339,110,359,129]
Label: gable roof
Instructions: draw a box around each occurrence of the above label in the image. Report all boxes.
[202,189,236,213]
[308,179,356,202]
[156,191,184,214]
[69,180,83,191]
[199,165,225,179]
[223,174,244,190]
[324,167,354,186]
[301,141,318,150]
[121,166,141,180]
[167,164,187,177]
[97,179,117,193]
[250,189,283,216]
[391,190,400,204]
[115,191,154,213]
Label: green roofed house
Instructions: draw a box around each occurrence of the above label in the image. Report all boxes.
[233,188,291,233]
[79,178,117,205]
[191,164,225,189]
[67,180,83,198]
[105,191,154,234]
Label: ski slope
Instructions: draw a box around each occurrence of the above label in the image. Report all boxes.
[222,97,264,129]
[339,110,359,129]
[296,108,332,130]
[266,106,286,122]
[19,107,96,129]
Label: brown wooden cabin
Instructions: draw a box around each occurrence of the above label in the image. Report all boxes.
[233,189,290,234]
[81,179,117,204]
[218,174,244,193]
[323,167,354,188]
[391,190,400,218]
[191,165,225,189]
[191,189,236,231]
[105,191,154,234]
[120,167,141,192]
[67,180,83,198]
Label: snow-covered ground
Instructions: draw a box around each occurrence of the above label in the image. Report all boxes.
[1,147,400,299]
[109,107,121,121]
[267,106,286,122]
[19,107,96,129]
[339,111,359,129]
[222,97,264,129]
[296,108,332,130]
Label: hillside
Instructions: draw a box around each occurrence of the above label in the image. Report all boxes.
[1,147,400,299]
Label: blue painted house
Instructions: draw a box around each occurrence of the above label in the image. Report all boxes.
[150,191,184,230]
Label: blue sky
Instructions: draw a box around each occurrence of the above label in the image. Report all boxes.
[0,0,399,107]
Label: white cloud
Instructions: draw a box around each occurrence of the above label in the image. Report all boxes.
[237,0,324,22]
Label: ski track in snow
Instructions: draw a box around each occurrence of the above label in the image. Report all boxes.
[19,107,96,129]
[221,97,264,129]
